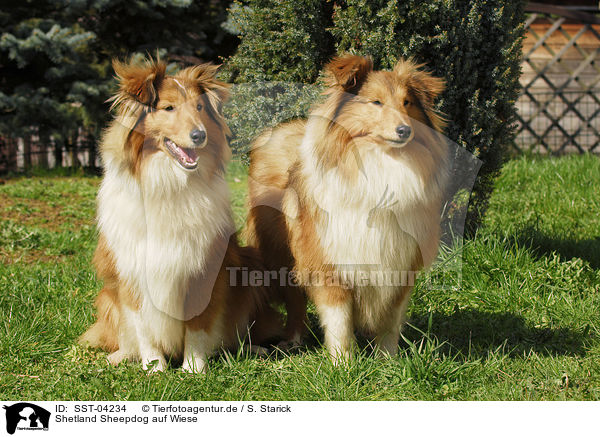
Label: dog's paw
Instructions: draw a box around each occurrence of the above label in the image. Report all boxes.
[181,358,208,374]
[107,350,127,366]
[375,345,399,358]
[143,357,167,373]
[329,348,352,367]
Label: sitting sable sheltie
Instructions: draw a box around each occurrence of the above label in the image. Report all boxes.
[80,58,280,373]
[245,55,449,361]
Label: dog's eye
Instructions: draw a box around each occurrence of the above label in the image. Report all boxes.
[164,106,175,111]
[372,100,382,106]
[404,100,411,106]
[196,103,203,112]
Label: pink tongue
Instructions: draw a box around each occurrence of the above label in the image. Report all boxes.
[184,148,198,163]
[176,146,198,164]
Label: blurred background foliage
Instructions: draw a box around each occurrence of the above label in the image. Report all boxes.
[0,0,235,167]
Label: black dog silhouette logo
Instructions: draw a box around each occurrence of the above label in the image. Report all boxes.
[3,403,50,434]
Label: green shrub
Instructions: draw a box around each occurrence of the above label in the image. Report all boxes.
[225,0,525,232]
[224,82,322,162]
[222,0,333,163]
[224,0,333,83]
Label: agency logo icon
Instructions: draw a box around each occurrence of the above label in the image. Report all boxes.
[3,403,50,435]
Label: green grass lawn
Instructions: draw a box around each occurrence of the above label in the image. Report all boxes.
[0,155,599,400]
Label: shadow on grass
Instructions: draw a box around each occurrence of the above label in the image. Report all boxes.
[269,308,587,362]
[514,225,600,269]
[406,309,589,358]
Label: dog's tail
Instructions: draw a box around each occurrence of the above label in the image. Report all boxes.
[229,240,284,344]
[79,286,120,352]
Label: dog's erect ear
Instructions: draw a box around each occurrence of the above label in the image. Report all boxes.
[395,59,445,107]
[111,58,166,109]
[324,55,373,93]
[177,63,230,114]
[412,72,445,107]
[396,59,446,131]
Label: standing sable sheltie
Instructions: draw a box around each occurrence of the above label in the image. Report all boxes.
[80,58,280,373]
[245,55,449,361]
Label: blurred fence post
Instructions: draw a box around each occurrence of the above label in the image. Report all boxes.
[69,131,81,169]
[38,130,50,168]
[54,137,63,168]
[87,132,97,170]
[7,138,17,172]
[23,135,32,170]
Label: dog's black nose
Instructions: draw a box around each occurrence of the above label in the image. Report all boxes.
[190,129,206,145]
[396,125,412,140]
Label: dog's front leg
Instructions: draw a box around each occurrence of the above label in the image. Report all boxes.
[311,285,354,365]
[182,326,222,374]
[122,306,167,372]
[375,285,413,356]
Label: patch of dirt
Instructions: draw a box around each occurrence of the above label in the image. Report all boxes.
[0,248,68,265]
[0,192,94,231]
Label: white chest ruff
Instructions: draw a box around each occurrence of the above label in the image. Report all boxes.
[297,138,445,332]
[96,157,233,351]
[302,147,441,270]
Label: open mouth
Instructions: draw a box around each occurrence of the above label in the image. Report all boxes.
[164,138,200,170]
[384,138,411,147]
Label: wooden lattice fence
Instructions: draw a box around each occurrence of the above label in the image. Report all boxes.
[516,3,600,154]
